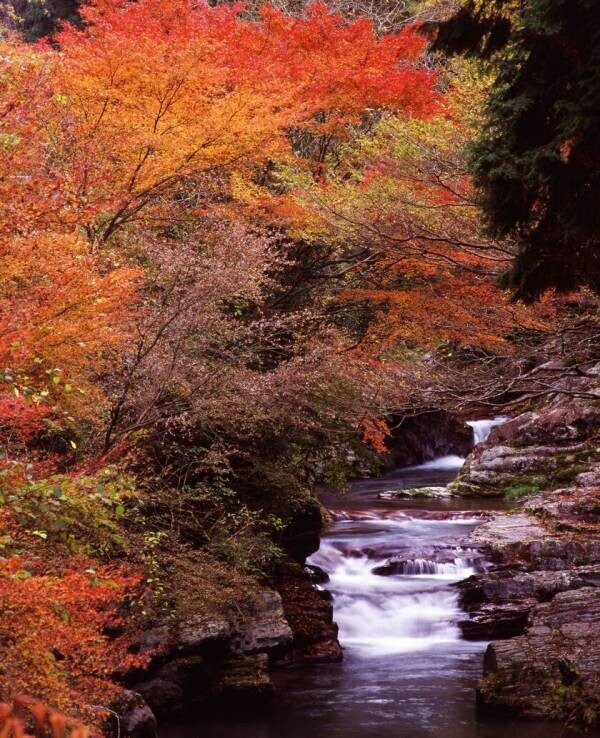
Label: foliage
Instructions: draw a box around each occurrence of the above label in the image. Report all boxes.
[0,697,90,738]
[274,63,552,353]
[0,0,581,723]
[0,557,144,724]
[435,0,600,299]
[0,468,137,556]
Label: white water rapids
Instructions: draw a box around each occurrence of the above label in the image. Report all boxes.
[308,418,506,658]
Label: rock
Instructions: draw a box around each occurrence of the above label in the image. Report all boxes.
[479,588,600,724]
[466,487,600,569]
[456,566,600,639]
[378,486,450,500]
[116,690,158,738]
[459,602,532,640]
[232,590,293,654]
[211,654,274,710]
[176,615,232,654]
[383,410,473,469]
[304,564,330,584]
[136,626,171,655]
[279,496,323,563]
[275,563,342,663]
[127,586,295,717]
[468,513,549,557]
[449,394,600,497]
[135,679,184,718]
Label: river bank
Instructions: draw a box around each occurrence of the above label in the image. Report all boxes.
[158,420,585,738]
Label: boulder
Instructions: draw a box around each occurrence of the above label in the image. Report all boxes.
[115,691,157,738]
[231,590,293,654]
[275,563,342,663]
[478,588,600,724]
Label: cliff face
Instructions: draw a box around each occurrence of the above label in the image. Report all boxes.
[117,498,340,736]
[384,410,474,468]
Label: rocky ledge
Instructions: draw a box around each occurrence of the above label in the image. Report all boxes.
[448,368,600,498]
[118,568,341,736]
[459,483,600,725]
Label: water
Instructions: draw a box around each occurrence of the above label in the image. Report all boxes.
[310,517,480,657]
[163,419,586,738]
[467,417,510,446]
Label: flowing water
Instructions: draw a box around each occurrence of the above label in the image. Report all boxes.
[164,419,585,738]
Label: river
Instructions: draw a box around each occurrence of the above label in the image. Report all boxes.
[165,419,585,738]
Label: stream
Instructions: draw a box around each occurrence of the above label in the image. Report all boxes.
[166,419,584,738]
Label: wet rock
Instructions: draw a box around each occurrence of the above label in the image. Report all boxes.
[304,564,330,584]
[116,691,158,738]
[211,654,274,710]
[459,602,532,640]
[275,563,342,663]
[383,410,473,469]
[457,566,600,639]
[378,486,450,500]
[479,588,600,723]
[232,590,293,654]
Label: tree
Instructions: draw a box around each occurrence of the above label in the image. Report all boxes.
[272,65,551,354]
[435,0,600,300]
[0,557,144,724]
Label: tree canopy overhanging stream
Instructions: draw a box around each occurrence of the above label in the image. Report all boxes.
[161,420,588,738]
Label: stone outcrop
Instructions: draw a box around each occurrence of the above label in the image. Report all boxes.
[383,410,474,468]
[115,488,335,732]
[479,588,600,724]
[123,588,292,722]
[117,553,342,732]
[449,372,600,497]
[275,563,342,663]
[461,485,600,724]
[457,565,600,640]
[119,572,341,730]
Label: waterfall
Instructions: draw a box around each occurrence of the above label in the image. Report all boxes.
[309,519,478,657]
[467,416,509,445]
[400,557,470,576]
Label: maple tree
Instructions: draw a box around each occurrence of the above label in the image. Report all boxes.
[273,62,552,355]
[0,556,144,724]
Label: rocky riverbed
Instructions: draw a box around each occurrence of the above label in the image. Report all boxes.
[456,483,600,725]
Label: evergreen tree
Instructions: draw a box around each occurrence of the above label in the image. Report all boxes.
[435,0,600,300]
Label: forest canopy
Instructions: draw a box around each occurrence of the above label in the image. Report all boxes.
[0,0,597,730]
